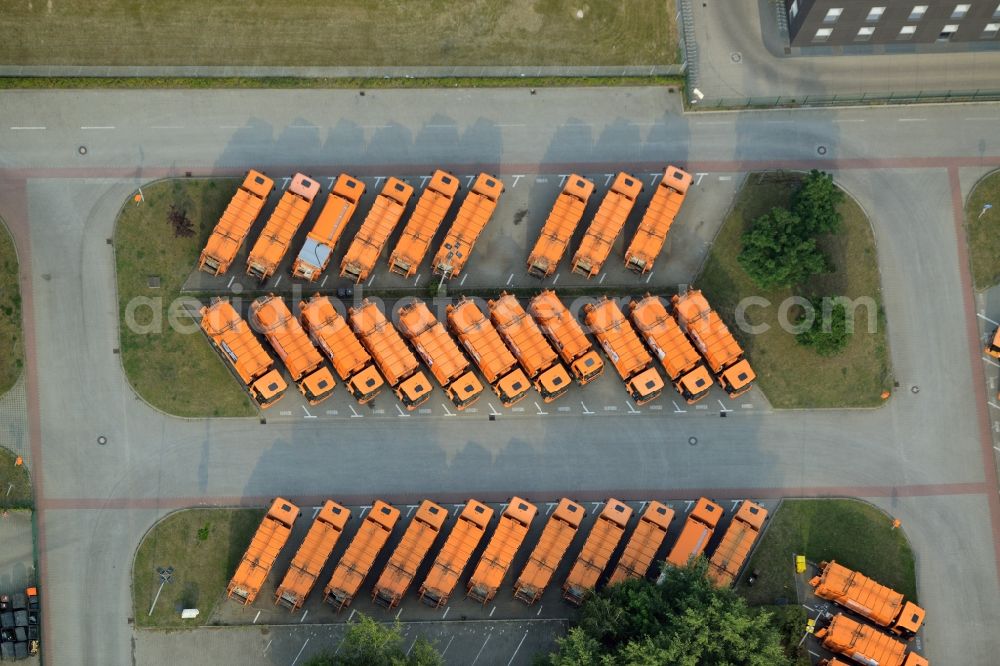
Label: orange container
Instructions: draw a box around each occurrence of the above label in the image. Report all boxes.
[529,290,604,386]
[199,170,274,275]
[467,497,538,604]
[609,501,674,584]
[432,173,504,279]
[562,499,632,605]
[274,500,350,611]
[527,175,594,278]
[513,498,584,605]
[583,297,664,406]
[226,498,300,605]
[324,500,400,611]
[571,172,642,278]
[624,165,691,274]
[489,292,572,403]
[388,170,460,277]
[340,177,414,283]
[419,500,494,608]
[291,173,364,281]
[246,173,320,281]
[349,299,431,410]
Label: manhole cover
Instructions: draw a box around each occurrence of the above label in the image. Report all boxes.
[78,146,88,155]
[688,436,698,446]
[731,52,743,63]
[97,435,108,445]
[147,276,161,288]
[817,145,828,155]
[911,386,920,394]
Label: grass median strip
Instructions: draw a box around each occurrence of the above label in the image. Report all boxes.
[0,447,32,510]
[0,220,23,396]
[965,169,1000,289]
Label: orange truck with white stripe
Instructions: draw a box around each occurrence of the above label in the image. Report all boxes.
[467,497,538,604]
[291,173,364,281]
[815,614,929,666]
[432,173,504,279]
[810,560,926,638]
[624,166,692,274]
[707,500,767,587]
[447,297,532,407]
[341,177,414,283]
[199,170,274,275]
[563,499,633,605]
[246,173,320,282]
[672,290,756,398]
[529,290,604,386]
[571,172,642,278]
[527,175,594,278]
[274,500,351,611]
[388,170,460,277]
[513,498,584,605]
[583,297,664,406]
[250,295,336,405]
[227,498,300,605]
[324,500,400,611]
[372,500,448,609]
[419,500,495,608]
[349,299,432,410]
[629,294,713,404]
[200,299,287,408]
[489,291,572,403]
[609,501,674,584]
[665,497,722,567]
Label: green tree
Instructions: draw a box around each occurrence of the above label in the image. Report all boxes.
[793,169,844,235]
[738,207,828,289]
[796,298,851,356]
[305,614,443,666]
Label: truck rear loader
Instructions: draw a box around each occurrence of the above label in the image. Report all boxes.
[250,295,336,405]
[624,166,692,274]
[529,290,604,386]
[372,500,448,609]
[227,498,300,605]
[447,297,532,407]
[672,290,756,398]
[815,614,929,666]
[300,295,384,404]
[563,498,632,605]
[324,500,400,611]
[199,169,274,275]
[432,173,504,279]
[608,501,674,584]
[274,500,350,611]
[514,498,584,605]
[291,173,364,281]
[246,173,320,281]
[665,497,722,567]
[707,500,767,587]
[397,300,484,410]
[340,177,414,283]
[810,560,926,638]
[388,170,460,277]
[200,299,288,408]
[349,299,432,410]
[419,500,494,608]
[985,327,1000,357]
[571,172,642,278]
[583,297,664,406]
[629,294,713,404]
[527,175,594,278]
[489,291,572,403]
[467,497,538,604]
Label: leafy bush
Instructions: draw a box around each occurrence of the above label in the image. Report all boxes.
[738,207,828,289]
[796,299,851,357]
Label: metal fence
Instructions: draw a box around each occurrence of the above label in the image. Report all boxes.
[694,89,1000,109]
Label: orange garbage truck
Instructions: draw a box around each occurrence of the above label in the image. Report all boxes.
[489,291,572,403]
[985,327,1000,357]
[629,294,713,404]
[227,498,300,605]
[707,500,768,587]
[562,499,633,605]
[467,497,538,604]
[419,500,495,608]
[810,561,926,638]
[291,173,364,281]
[200,298,288,408]
[250,295,336,405]
[388,170,460,277]
[513,498,585,605]
[274,500,351,611]
[447,297,532,407]
[672,290,756,398]
[349,299,432,410]
[665,497,722,567]
[528,290,604,386]
[527,175,595,278]
[432,173,504,279]
[246,173,320,282]
[397,299,484,410]
[324,500,400,611]
[340,177,414,283]
[624,165,692,274]
[815,614,930,666]
[372,500,448,609]
[199,169,274,275]
[299,295,384,404]
[583,297,664,406]
[571,172,643,278]
[608,501,674,584]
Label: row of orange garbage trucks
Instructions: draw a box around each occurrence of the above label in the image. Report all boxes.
[197,165,691,285]
[199,289,756,411]
[226,496,766,614]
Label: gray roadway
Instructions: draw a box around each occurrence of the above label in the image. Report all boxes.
[1,88,999,664]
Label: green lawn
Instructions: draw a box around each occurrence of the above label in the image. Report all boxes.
[739,499,917,607]
[965,169,1000,289]
[115,178,256,417]
[2,1,676,67]
[697,172,892,408]
[0,447,32,510]
[133,508,265,628]
[0,221,23,396]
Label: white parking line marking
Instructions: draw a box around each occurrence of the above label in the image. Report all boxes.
[506,273,514,286]
[898,118,927,122]
[546,502,556,515]
[592,501,603,511]
[507,630,530,666]
[535,402,548,415]
[407,504,417,517]
[695,404,708,410]
[645,271,655,284]
[227,276,235,288]
[694,172,708,185]
[672,401,686,413]
[460,273,468,286]
[273,276,282,288]
[10,126,46,130]
[299,609,309,622]
[471,632,492,666]
[302,406,316,418]
[638,500,648,513]
[414,274,421,287]
[558,406,571,412]
[281,177,291,189]
[581,401,594,414]
[442,606,450,619]
[693,120,731,125]
[649,404,663,411]
[966,117,999,121]
[440,636,456,657]
[536,604,543,616]
[718,175,732,181]
[466,174,475,187]
[984,356,1000,368]
[731,499,741,511]
[312,506,322,519]
[396,607,403,620]
[349,405,362,418]
[419,408,432,414]
[536,176,548,183]
[648,172,662,186]
[988,402,1000,410]
[498,123,526,127]
[279,410,292,416]
[685,500,694,511]
[718,400,733,412]
[263,639,272,654]
[81,126,115,130]
[741,403,754,409]
[373,176,385,189]
[979,313,1000,326]
[367,274,376,287]
[441,403,455,416]
[604,405,618,411]
[290,639,310,666]
[348,608,357,622]
[511,174,525,188]
[832,119,866,123]
[626,400,639,414]
[599,273,607,284]
[396,404,410,417]
[552,272,559,285]
[558,174,569,187]
[489,403,500,416]
[321,275,328,287]
[489,606,496,617]
[253,610,261,624]
[512,406,525,413]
